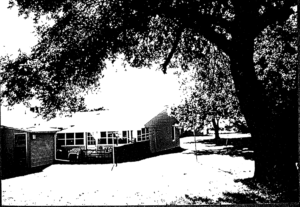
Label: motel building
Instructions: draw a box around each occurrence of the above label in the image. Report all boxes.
[1,107,182,170]
[54,108,181,163]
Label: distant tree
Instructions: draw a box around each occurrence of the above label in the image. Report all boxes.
[1,0,297,194]
[171,41,242,139]
[170,98,203,135]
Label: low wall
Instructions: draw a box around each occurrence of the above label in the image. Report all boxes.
[54,141,151,164]
[115,141,151,163]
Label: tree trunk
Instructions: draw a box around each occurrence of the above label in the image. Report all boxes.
[212,118,220,140]
[227,13,298,199]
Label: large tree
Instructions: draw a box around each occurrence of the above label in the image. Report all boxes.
[1,0,298,195]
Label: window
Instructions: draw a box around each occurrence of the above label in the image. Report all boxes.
[57,133,65,139]
[15,134,26,146]
[107,138,113,144]
[87,133,96,145]
[146,128,150,140]
[119,131,128,144]
[98,138,107,144]
[98,131,107,144]
[141,128,146,140]
[137,128,150,142]
[57,133,65,146]
[107,131,118,145]
[66,133,74,145]
[137,130,141,141]
[75,133,84,145]
[57,133,83,146]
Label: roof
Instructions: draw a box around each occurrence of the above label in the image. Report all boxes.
[26,126,62,133]
[57,109,163,134]
[145,109,178,127]
[1,105,45,129]
[1,106,174,134]
[2,103,173,131]
[1,125,29,132]
[1,125,61,134]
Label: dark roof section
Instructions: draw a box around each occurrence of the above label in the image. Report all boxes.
[1,125,29,132]
[144,109,178,127]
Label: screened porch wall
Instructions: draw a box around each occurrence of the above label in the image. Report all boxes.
[55,130,135,161]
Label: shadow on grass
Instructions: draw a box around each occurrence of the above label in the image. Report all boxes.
[216,177,299,204]
[232,177,299,203]
[217,191,270,204]
[116,147,187,164]
[184,194,216,205]
[182,177,299,205]
[1,164,52,180]
[59,146,187,165]
[186,136,253,147]
[185,137,254,160]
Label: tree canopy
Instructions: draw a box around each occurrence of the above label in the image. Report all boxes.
[1,0,296,119]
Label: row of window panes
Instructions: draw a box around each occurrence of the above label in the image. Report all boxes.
[98,131,132,145]
[100,131,118,138]
[122,130,133,138]
[57,130,134,146]
[57,133,84,146]
[137,128,150,142]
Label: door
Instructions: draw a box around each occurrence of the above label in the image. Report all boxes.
[86,132,96,149]
[14,133,27,168]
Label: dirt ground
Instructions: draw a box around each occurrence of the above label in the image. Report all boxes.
[2,133,262,205]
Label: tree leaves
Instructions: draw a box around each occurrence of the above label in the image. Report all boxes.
[2,0,296,121]
[171,40,242,132]
[254,9,297,115]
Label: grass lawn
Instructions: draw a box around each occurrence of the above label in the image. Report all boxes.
[1,133,296,205]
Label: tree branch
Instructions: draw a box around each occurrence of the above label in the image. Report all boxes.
[161,25,184,74]
[193,22,231,55]
[154,1,233,56]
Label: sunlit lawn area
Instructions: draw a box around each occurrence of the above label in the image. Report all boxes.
[1,133,294,205]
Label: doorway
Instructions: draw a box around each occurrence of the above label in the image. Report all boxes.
[14,133,27,168]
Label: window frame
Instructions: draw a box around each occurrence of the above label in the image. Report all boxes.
[137,128,150,142]
[15,133,27,146]
[86,132,96,145]
[57,133,66,146]
[137,130,142,141]
[66,133,75,145]
[75,133,84,145]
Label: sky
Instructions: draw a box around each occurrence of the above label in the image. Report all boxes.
[0,0,183,128]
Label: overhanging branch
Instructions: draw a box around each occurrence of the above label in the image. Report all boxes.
[161,25,184,74]
[193,22,231,55]
[154,1,233,58]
